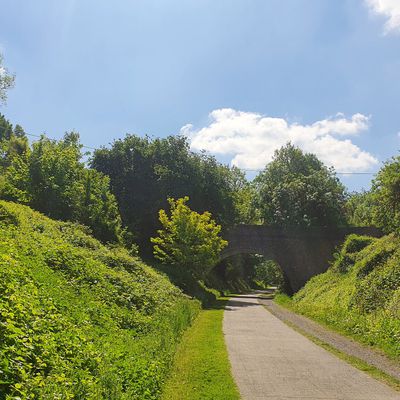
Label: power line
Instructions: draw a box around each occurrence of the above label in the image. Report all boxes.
[24,133,378,175]
[241,169,377,175]
[25,132,96,150]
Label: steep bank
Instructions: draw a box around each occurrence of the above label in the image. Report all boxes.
[281,234,400,359]
[0,201,200,399]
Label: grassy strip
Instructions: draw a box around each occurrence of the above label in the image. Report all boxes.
[161,298,240,400]
[275,292,400,358]
[273,295,400,391]
[274,292,376,344]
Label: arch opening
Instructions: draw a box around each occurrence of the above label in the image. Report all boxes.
[209,253,290,294]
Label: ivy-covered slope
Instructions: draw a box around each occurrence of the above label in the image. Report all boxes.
[289,234,400,359]
[0,201,200,399]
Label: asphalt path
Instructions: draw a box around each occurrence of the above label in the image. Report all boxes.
[223,294,400,400]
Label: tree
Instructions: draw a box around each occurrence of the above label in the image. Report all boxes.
[151,197,227,279]
[371,155,400,233]
[0,54,15,104]
[0,126,122,243]
[254,143,346,227]
[91,134,247,252]
[345,190,375,227]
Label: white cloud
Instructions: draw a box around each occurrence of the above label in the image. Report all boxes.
[365,0,400,34]
[181,108,378,172]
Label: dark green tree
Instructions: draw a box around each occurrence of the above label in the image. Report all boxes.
[254,143,346,227]
[371,155,400,233]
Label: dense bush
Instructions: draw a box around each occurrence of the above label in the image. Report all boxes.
[151,197,227,280]
[0,201,200,399]
[291,233,400,359]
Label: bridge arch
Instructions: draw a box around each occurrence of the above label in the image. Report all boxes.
[221,225,382,293]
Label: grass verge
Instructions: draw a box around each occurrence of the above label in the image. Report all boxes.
[281,317,400,391]
[273,294,400,391]
[161,298,240,400]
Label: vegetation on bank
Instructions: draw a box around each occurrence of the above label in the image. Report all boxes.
[161,299,240,400]
[276,234,400,359]
[0,201,200,399]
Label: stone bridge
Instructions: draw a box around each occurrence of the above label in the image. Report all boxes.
[221,225,382,293]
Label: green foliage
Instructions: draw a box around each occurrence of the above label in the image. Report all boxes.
[0,54,15,104]
[0,126,122,243]
[345,190,375,226]
[0,201,200,399]
[254,143,346,227]
[346,155,400,235]
[291,233,400,359]
[91,135,252,252]
[151,197,227,280]
[331,234,375,273]
[371,155,400,234]
[0,114,29,169]
[355,238,396,278]
[254,259,284,288]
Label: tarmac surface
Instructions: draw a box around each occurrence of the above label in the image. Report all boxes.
[223,294,400,400]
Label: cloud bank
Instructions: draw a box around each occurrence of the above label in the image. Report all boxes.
[366,0,400,34]
[181,109,378,172]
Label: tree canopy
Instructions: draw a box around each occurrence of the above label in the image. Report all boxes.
[371,155,400,234]
[0,117,122,242]
[345,190,375,227]
[254,143,347,227]
[91,134,252,252]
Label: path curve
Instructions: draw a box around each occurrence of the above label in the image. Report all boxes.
[223,294,400,400]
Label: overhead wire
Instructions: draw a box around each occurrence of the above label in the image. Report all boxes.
[24,132,378,175]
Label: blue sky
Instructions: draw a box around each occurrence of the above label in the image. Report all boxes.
[1,0,400,190]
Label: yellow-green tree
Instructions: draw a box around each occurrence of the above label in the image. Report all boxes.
[151,197,227,279]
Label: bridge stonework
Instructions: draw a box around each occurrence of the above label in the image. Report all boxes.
[221,225,383,293]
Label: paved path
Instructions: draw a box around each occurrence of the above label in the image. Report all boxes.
[223,294,400,400]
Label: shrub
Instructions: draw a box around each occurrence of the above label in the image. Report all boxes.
[151,197,227,280]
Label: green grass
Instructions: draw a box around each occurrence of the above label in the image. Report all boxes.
[0,201,200,399]
[161,298,240,400]
[275,233,400,361]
